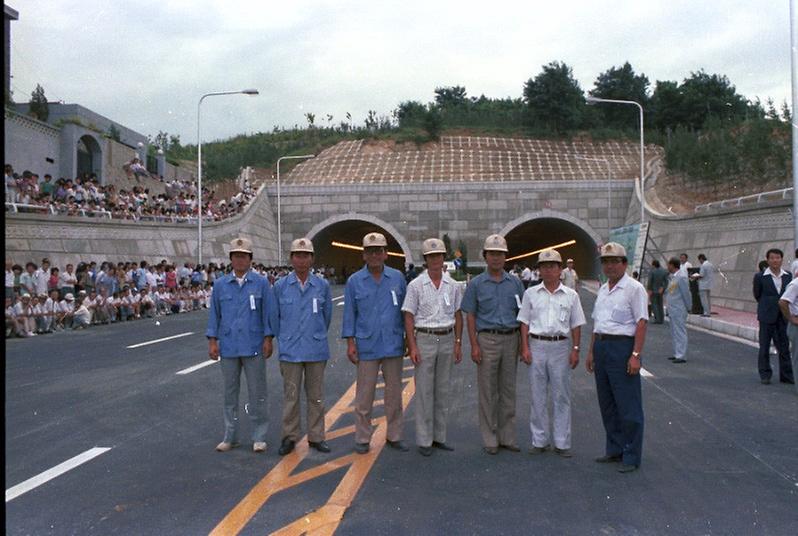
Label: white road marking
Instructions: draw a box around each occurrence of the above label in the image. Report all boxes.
[332,295,344,302]
[126,331,194,349]
[176,360,218,375]
[337,302,345,307]
[639,368,654,378]
[6,447,111,502]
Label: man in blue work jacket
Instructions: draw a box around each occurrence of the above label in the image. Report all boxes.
[342,232,409,454]
[461,234,524,455]
[273,237,333,456]
[206,237,275,453]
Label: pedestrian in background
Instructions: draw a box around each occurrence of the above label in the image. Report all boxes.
[665,258,692,364]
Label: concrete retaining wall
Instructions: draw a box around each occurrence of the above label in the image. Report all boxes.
[4,186,279,267]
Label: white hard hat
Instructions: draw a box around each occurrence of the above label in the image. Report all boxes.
[363,232,388,248]
[422,238,446,256]
[483,234,508,253]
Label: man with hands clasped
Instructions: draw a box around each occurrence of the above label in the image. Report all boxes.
[206,237,275,454]
[518,249,585,458]
[402,238,464,456]
[586,242,648,473]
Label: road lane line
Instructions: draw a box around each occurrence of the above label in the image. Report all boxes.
[126,331,194,349]
[332,295,344,301]
[6,447,111,502]
[336,302,345,307]
[639,368,654,378]
[176,360,218,375]
[210,370,417,535]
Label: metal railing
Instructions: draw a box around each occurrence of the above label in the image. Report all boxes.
[694,187,793,212]
[5,202,56,214]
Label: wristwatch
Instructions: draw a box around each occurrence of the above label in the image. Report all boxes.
[631,351,640,358]
[572,345,580,351]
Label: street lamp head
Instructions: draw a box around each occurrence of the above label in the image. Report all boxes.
[241,89,259,95]
[585,96,600,105]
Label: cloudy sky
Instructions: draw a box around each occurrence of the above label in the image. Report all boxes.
[8,0,792,143]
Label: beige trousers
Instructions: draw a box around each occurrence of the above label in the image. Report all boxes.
[279,360,327,443]
[477,332,519,448]
[414,331,455,447]
[355,356,404,444]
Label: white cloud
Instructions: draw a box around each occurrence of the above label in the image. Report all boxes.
[8,0,792,142]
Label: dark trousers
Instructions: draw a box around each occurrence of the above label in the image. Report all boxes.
[758,319,794,382]
[593,337,644,467]
[650,293,664,323]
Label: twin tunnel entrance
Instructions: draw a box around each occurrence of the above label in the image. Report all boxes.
[306,214,600,281]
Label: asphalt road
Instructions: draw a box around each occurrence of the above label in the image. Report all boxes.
[5,285,798,535]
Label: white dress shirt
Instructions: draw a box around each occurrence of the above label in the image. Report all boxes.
[763,267,788,294]
[779,278,798,316]
[401,271,463,329]
[592,274,649,336]
[517,282,585,336]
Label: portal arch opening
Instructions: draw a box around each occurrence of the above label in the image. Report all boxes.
[306,215,412,282]
[501,213,601,279]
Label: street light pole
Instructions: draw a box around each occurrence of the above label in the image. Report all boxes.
[791,0,798,250]
[586,96,645,224]
[196,89,259,265]
[574,154,612,238]
[276,154,315,266]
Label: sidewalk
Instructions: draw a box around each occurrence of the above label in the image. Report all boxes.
[582,280,759,343]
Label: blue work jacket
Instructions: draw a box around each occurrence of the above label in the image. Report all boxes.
[205,270,275,358]
[273,272,333,362]
[461,270,523,331]
[341,265,406,360]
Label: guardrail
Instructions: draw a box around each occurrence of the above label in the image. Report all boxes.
[694,187,793,212]
[5,202,56,214]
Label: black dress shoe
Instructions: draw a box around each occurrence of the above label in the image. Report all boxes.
[499,444,521,452]
[594,454,622,463]
[418,446,433,456]
[354,442,370,454]
[780,378,795,384]
[617,464,639,473]
[668,356,677,360]
[432,441,454,451]
[278,438,296,456]
[672,358,687,364]
[386,439,409,452]
[761,378,772,385]
[309,440,331,453]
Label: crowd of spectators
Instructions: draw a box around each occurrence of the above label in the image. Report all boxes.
[4,164,259,223]
[5,257,333,338]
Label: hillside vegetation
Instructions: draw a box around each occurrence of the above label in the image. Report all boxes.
[149,61,790,191]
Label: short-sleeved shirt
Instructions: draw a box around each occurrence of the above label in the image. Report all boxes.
[517,282,586,337]
[698,261,715,290]
[779,278,798,316]
[592,274,649,336]
[402,271,463,329]
[460,270,524,331]
[560,268,579,290]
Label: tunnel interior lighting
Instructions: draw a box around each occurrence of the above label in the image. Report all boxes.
[505,239,577,262]
[331,241,406,258]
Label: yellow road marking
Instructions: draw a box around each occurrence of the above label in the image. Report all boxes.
[209,369,416,535]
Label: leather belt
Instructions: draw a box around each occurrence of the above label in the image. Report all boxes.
[529,333,567,341]
[416,327,453,335]
[595,333,635,341]
[479,328,519,335]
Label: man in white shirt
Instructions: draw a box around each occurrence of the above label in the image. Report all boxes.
[518,249,585,457]
[14,294,36,336]
[692,253,715,317]
[6,259,16,299]
[754,248,793,384]
[677,253,692,277]
[521,265,533,289]
[35,259,51,296]
[790,248,798,278]
[73,297,92,329]
[586,243,649,473]
[560,258,580,291]
[59,264,78,298]
[402,238,464,456]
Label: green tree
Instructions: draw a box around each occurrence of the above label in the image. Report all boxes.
[523,61,584,133]
[649,80,684,132]
[396,100,427,128]
[434,86,468,108]
[107,124,122,142]
[28,83,49,122]
[589,62,650,129]
[422,107,443,140]
[781,100,792,123]
[679,70,748,129]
